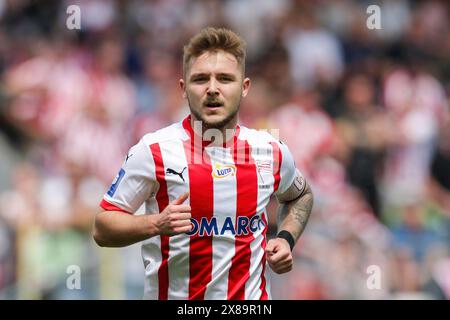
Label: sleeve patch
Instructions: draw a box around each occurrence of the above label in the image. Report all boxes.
[107,168,126,197]
[293,174,306,195]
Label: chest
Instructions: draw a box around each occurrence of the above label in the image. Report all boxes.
[159,144,276,215]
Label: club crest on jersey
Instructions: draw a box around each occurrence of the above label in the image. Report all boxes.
[211,163,236,179]
[256,160,272,173]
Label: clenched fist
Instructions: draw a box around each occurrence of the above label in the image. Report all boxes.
[265,238,293,274]
[156,192,192,236]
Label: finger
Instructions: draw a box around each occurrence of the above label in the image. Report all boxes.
[170,204,191,213]
[267,254,289,266]
[273,259,293,270]
[278,258,293,268]
[280,264,293,273]
[170,212,192,221]
[170,219,193,228]
[265,241,277,254]
[267,254,282,266]
[171,192,189,205]
[268,249,290,263]
[273,265,292,274]
[269,259,292,272]
[268,256,291,269]
[173,225,193,234]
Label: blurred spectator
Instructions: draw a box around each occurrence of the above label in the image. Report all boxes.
[283,4,344,88]
[390,204,445,262]
[336,72,392,216]
[429,120,450,209]
[268,88,335,175]
[381,66,448,208]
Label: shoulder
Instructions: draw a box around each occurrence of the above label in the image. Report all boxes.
[238,125,281,146]
[238,126,291,158]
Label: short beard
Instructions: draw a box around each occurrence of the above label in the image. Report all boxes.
[188,98,241,131]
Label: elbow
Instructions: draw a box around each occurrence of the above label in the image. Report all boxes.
[92,215,108,247]
[93,230,106,247]
[303,181,314,204]
[93,227,107,247]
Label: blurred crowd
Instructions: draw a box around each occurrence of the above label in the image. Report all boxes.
[0,0,449,299]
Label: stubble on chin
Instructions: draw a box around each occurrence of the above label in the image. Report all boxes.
[188,100,240,131]
[202,110,239,130]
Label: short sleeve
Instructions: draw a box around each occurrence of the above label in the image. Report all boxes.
[275,141,298,196]
[100,138,156,214]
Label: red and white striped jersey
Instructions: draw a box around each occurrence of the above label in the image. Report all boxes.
[100,115,298,300]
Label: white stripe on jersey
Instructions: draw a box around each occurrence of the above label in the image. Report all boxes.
[245,140,276,299]
[142,235,162,300]
[204,146,236,300]
[246,214,266,299]
[163,139,191,300]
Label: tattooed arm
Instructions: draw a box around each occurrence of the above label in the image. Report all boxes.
[266,171,314,274]
[276,173,314,242]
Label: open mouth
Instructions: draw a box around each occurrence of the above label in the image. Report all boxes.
[204,101,224,108]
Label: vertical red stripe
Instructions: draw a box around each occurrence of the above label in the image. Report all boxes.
[259,211,269,300]
[150,143,170,300]
[270,142,282,193]
[227,140,258,300]
[183,140,214,300]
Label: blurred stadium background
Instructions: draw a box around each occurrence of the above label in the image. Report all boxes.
[0,0,450,299]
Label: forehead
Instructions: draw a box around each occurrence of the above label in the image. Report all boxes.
[187,50,241,76]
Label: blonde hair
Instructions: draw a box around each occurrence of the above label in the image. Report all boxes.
[183,27,246,78]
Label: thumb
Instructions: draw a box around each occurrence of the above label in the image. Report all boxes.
[171,191,189,205]
[265,240,277,256]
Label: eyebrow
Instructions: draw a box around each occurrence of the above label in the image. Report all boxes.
[189,72,237,81]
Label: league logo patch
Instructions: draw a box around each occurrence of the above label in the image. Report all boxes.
[107,168,125,197]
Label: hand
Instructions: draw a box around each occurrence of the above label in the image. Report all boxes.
[156,192,192,236]
[265,238,293,274]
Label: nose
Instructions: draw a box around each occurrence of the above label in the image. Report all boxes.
[206,78,219,97]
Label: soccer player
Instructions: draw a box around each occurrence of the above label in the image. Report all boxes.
[93,27,314,300]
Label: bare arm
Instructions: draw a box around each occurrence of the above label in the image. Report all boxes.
[93,192,192,247]
[93,211,159,247]
[266,172,314,274]
[276,178,314,243]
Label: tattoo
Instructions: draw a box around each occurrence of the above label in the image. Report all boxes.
[277,181,314,242]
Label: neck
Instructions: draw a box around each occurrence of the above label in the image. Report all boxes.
[190,114,238,146]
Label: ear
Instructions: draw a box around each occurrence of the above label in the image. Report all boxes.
[242,77,251,98]
[179,79,187,99]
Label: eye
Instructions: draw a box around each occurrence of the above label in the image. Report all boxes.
[192,76,208,83]
[218,76,234,83]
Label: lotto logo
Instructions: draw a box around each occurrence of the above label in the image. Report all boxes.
[186,214,265,236]
[211,163,237,179]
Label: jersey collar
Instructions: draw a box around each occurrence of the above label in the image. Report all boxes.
[182,114,241,148]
